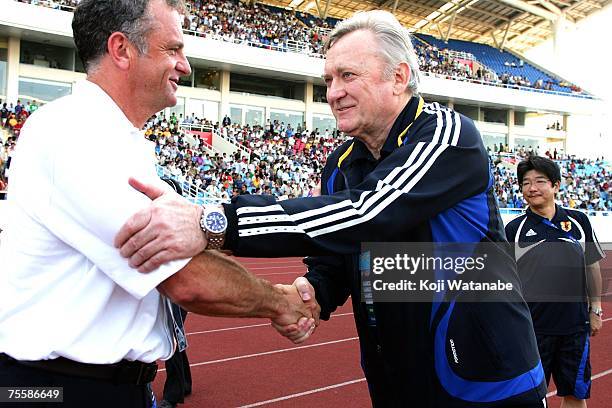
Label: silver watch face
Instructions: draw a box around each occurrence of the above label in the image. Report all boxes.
[205,211,227,234]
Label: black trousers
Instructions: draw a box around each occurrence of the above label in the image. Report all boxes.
[0,359,153,408]
[162,305,192,404]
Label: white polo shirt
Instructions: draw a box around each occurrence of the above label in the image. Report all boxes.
[0,80,190,364]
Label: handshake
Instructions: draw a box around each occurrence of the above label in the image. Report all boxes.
[271,277,321,344]
[112,178,322,343]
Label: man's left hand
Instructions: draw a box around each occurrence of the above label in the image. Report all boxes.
[590,312,603,336]
[114,177,206,272]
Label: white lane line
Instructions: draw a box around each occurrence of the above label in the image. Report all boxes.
[592,367,612,380]
[238,378,367,407]
[239,259,305,265]
[255,271,304,277]
[186,322,270,335]
[159,337,359,372]
[247,265,305,271]
[186,312,601,337]
[186,312,355,336]
[546,367,612,398]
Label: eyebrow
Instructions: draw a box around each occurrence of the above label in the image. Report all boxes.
[522,176,549,182]
[322,64,358,79]
[166,41,185,50]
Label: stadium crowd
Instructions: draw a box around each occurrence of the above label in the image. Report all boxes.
[144,113,344,201]
[183,0,326,54]
[0,100,34,195]
[414,43,557,91]
[16,0,582,93]
[15,0,79,10]
[1,100,609,211]
[415,42,500,83]
[491,152,611,211]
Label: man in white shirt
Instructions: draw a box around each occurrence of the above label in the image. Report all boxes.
[0,1,317,407]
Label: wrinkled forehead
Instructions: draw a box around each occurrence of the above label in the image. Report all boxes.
[323,48,379,77]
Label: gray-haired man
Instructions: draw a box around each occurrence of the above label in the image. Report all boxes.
[117,10,548,407]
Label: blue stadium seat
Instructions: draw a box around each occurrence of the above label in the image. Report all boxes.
[415,34,573,94]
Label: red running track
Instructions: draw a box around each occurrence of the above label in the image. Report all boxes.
[152,255,612,407]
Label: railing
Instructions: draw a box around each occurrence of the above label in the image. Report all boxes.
[181,29,322,58]
[180,123,251,160]
[179,123,219,155]
[447,50,476,62]
[420,71,594,99]
[27,0,76,12]
[313,26,331,36]
[181,123,214,133]
[155,165,229,205]
[499,208,610,217]
[214,128,251,159]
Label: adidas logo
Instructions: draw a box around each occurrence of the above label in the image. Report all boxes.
[526,229,537,237]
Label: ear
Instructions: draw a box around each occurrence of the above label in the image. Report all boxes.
[553,180,561,193]
[106,32,134,71]
[392,62,411,95]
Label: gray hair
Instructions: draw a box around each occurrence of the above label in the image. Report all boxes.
[73,0,186,72]
[324,10,421,94]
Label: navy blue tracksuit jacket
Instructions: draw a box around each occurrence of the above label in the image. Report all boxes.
[223,96,547,407]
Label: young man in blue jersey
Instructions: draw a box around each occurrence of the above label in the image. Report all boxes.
[506,156,605,408]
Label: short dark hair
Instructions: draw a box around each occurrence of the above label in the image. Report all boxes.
[72,0,185,72]
[516,155,561,186]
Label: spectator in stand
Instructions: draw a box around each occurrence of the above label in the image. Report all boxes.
[222,114,231,126]
[0,178,6,200]
[13,100,23,117]
[28,100,39,114]
[491,153,611,211]
[0,103,9,127]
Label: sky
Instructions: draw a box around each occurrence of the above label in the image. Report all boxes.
[524,4,612,159]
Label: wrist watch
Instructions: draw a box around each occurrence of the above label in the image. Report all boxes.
[200,206,228,250]
[590,306,604,317]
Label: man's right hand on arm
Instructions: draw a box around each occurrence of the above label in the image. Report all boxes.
[114,177,207,271]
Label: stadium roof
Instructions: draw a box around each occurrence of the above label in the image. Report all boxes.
[262,0,611,54]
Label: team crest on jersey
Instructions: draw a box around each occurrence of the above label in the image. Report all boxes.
[560,221,572,232]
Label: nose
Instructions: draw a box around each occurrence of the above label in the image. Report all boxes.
[177,52,191,77]
[326,79,346,106]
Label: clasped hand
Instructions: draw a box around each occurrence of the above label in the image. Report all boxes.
[272,277,321,344]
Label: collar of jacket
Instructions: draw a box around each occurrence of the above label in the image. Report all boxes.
[526,204,568,223]
[341,95,423,167]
